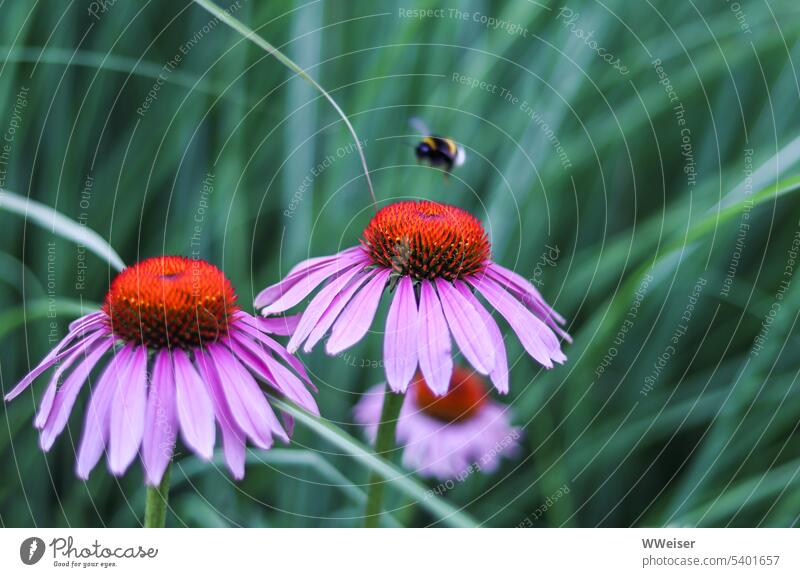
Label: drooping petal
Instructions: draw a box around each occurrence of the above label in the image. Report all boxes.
[326,269,391,355]
[287,263,365,353]
[417,280,453,395]
[219,419,246,480]
[228,334,319,416]
[172,348,216,461]
[141,350,178,486]
[108,345,148,475]
[35,331,108,429]
[232,317,314,388]
[435,278,495,375]
[384,276,419,393]
[39,337,114,450]
[303,269,376,353]
[207,344,287,448]
[486,263,572,342]
[195,352,247,479]
[469,275,564,368]
[257,314,302,336]
[68,311,105,332]
[455,281,508,393]
[4,320,109,401]
[285,246,365,277]
[255,249,368,312]
[253,262,329,310]
[75,344,136,480]
[485,264,556,314]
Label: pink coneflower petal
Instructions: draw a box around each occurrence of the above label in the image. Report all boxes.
[284,245,365,278]
[76,344,136,479]
[5,324,107,402]
[235,314,313,387]
[35,331,108,429]
[487,263,564,320]
[384,276,419,393]
[417,281,453,395]
[108,345,148,475]
[256,314,301,336]
[68,311,105,332]
[208,344,288,448]
[435,278,495,375]
[255,249,368,312]
[257,264,343,315]
[287,264,365,353]
[219,419,247,480]
[486,264,572,342]
[39,337,114,450]
[455,281,509,394]
[172,348,216,461]
[142,350,178,486]
[469,275,562,368]
[326,269,392,355]
[228,333,319,415]
[303,269,376,353]
[253,260,331,310]
[195,352,247,480]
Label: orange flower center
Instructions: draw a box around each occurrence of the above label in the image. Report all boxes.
[413,367,487,422]
[102,256,238,349]
[361,200,490,280]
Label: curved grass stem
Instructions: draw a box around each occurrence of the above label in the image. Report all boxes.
[192,0,377,208]
[271,395,477,528]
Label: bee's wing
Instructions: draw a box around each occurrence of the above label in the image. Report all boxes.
[408,117,430,136]
[454,146,466,166]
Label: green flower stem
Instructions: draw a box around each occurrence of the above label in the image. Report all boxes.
[363,387,404,528]
[143,465,171,528]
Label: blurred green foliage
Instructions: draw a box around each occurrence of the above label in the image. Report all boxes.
[2,0,800,527]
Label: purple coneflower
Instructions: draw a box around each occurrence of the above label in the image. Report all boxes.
[354,366,520,479]
[255,200,570,395]
[4,256,317,485]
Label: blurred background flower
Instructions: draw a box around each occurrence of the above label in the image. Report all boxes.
[354,366,521,480]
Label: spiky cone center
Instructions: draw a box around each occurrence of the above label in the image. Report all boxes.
[361,200,490,281]
[413,367,488,422]
[102,256,238,349]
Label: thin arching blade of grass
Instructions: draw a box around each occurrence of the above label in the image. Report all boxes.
[579,175,800,365]
[178,450,367,506]
[271,397,479,528]
[565,134,800,310]
[670,456,800,527]
[0,47,222,97]
[0,189,125,272]
[192,0,377,206]
[664,290,800,521]
[0,298,98,339]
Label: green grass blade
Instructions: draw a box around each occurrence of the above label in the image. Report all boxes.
[0,189,125,271]
[271,396,478,528]
[192,0,377,206]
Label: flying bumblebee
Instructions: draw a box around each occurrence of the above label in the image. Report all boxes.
[409,117,466,174]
